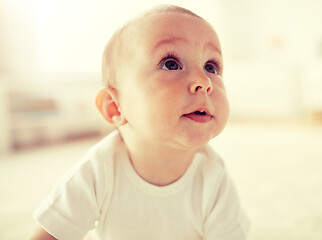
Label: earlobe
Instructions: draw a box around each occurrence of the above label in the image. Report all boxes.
[95,87,127,126]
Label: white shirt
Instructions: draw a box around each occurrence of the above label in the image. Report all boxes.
[34,130,250,240]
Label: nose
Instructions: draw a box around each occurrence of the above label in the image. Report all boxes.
[189,71,213,95]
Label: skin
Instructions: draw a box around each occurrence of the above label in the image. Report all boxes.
[28,227,93,240]
[108,12,230,185]
[28,227,57,240]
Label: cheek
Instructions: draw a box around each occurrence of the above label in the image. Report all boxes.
[119,87,144,121]
[212,75,226,89]
[221,98,230,123]
[147,79,182,107]
[148,92,178,119]
[213,89,230,119]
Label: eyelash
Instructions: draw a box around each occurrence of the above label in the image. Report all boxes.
[204,60,221,74]
[158,53,221,74]
[158,53,182,70]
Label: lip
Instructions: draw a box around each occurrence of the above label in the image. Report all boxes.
[182,108,213,123]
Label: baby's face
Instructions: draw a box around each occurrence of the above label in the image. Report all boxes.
[118,12,229,150]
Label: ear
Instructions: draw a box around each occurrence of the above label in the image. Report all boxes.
[95,87,127,126]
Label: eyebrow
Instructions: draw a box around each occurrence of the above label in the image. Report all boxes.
[152,37,222,56]
[204,42,222,56]
[152,37,187,51]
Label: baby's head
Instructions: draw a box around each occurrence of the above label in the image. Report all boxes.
[96,5,229,150]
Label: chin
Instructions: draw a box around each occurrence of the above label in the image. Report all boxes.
[189,127,226,146]
[179,132,215,149]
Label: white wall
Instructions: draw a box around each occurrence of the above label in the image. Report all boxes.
[216,0,322,119]
[0,0,38,73]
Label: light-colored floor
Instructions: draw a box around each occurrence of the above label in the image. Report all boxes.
[1,122,322,240]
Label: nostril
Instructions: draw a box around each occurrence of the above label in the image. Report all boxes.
[189,76,212,94]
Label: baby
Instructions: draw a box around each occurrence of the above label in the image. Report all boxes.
[29,5,250,240]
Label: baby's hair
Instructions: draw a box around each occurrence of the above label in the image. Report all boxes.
[101,5,203,88]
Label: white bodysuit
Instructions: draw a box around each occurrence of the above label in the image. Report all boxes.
[34,130,250,240]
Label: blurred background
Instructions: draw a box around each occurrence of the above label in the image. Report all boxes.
[0,0,321,239]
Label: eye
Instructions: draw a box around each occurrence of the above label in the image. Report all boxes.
[204,61,218,74]
[159,54,182,71]
[162,59,181,70]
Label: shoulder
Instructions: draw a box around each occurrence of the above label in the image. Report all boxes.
[189,145,229,213]
[51,130,124,198]
[191,145,241,217]
[85,129,123,162]
[73,130,123,172]
[194,145,251,239]
[33,130,126,239]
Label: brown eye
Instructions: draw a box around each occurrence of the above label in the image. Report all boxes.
[204,62,217,74]
[162,59,182,70]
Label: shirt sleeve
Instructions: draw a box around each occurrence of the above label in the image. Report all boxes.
[203,169,250,240]
[33,153,112,240]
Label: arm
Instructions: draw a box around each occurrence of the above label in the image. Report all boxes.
[28,225,94,240]
[28,225,57,240]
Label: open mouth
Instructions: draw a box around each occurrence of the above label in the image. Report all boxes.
[182,110,213,123]
[193,110,207,115]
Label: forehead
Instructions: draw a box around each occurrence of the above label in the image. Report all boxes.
[131,12,221,54]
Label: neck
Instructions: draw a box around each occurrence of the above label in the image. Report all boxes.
[119,131,198,186]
